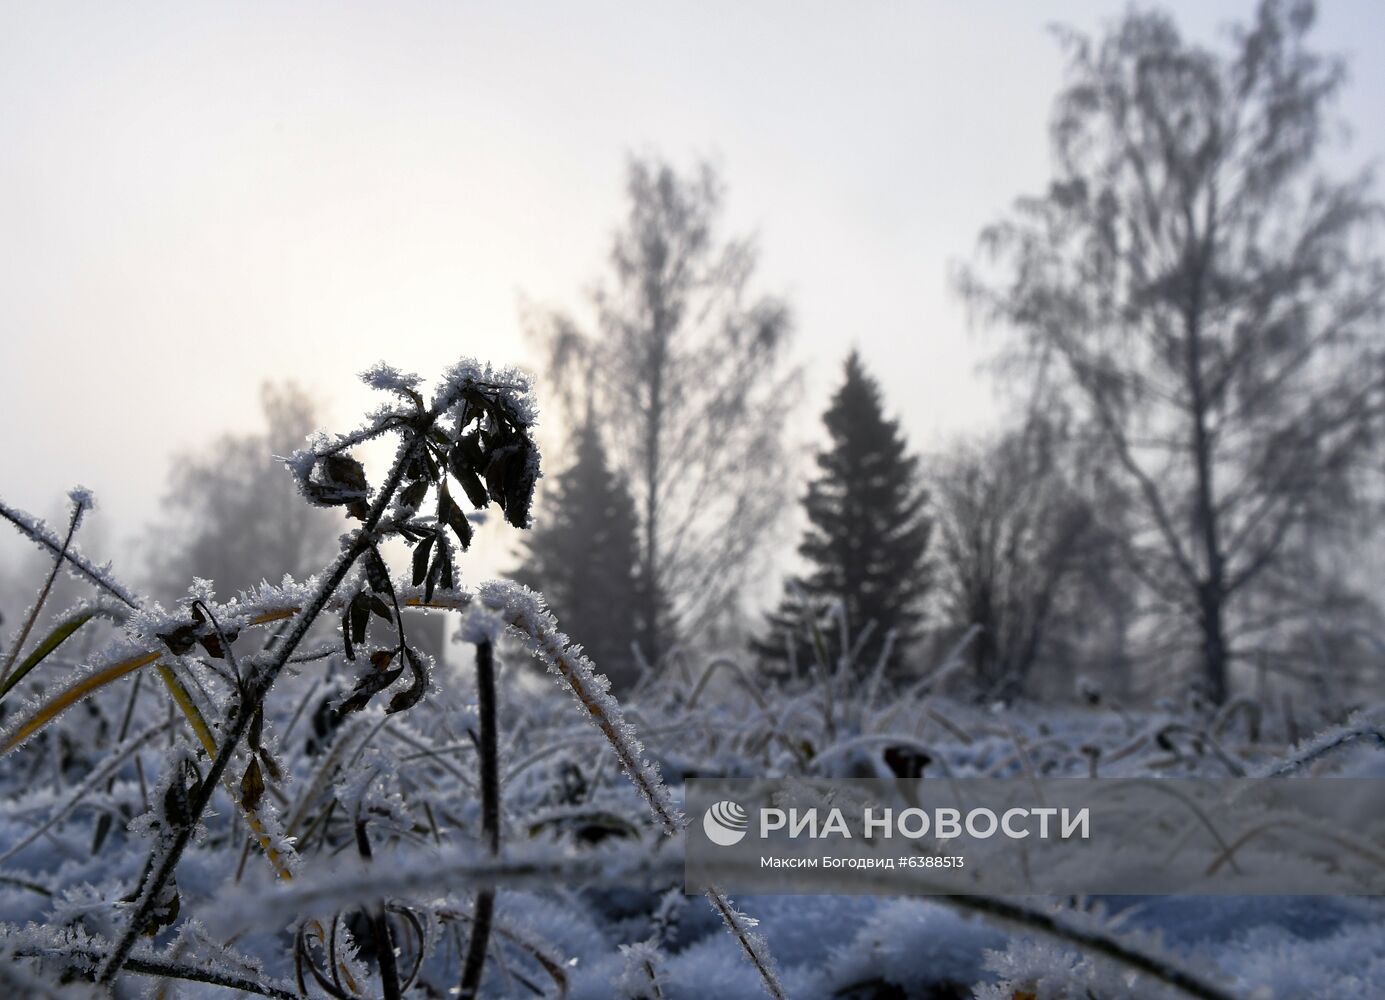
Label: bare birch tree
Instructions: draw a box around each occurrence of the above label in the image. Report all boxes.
[531,157,797,662]
[963,1,1385,702]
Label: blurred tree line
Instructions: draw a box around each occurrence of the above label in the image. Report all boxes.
[517,0,1385,707]
[25,0,1373,708]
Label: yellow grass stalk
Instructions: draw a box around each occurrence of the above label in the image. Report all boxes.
[154,665,296,883]
[0,605,307,756]
[2,651,161,752]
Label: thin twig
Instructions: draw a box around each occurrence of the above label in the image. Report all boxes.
[355,820,402,1000]
[0,498,85,685]
[0,497,138,609]
[13,944,296,999]
[938,893,1239,1000]
[97,426,425,984]
[459,638,499,999]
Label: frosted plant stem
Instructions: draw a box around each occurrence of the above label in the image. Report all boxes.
[459,638,498,999]
[96,431,424,985]
[354,820,401,1000]
[938,894,1238,1000]
[0,499,84,685]
[92,670,148,853]
[703,888,786,1000]
[0,499,139,610]
[482,583,787,998]
[13,945,297,999]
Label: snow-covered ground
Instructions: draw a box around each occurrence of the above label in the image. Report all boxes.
[2,575,1383,999]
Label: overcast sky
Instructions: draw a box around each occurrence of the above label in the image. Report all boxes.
[2,1,1383,577]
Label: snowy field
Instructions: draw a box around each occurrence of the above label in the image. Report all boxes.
[2,360,1384,1000]
[2,545,1382,999]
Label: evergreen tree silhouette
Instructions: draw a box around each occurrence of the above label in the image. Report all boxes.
[756,351,931,680]
[514,415,645,692]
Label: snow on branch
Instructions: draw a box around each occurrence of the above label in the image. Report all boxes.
[0,498,139,609]
[476,580,682,834]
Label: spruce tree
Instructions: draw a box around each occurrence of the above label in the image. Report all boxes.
[514,418,644,692]
[756,351,931,680]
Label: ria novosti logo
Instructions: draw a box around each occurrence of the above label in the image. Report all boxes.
[699,797,1091,847]
[702,800,749,846]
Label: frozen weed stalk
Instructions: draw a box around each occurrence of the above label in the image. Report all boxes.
[0,357,783,999]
